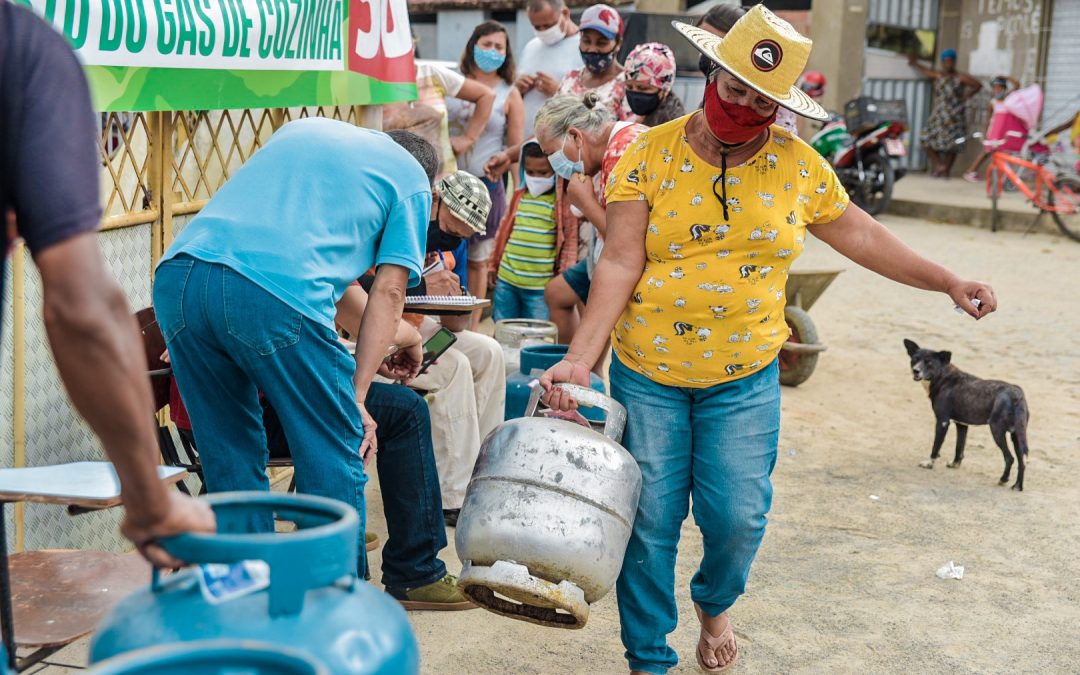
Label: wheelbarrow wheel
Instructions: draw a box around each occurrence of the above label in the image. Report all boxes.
[779,306,819,387]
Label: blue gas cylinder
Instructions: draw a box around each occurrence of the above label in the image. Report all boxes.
[89,492,418,675]
[90,640,328,674]
[504,344,606,422]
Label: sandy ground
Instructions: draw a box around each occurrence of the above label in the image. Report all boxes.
[387,215,1080,675]
[34,215,1080,674]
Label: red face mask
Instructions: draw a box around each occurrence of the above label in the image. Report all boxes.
[703,80,777,145]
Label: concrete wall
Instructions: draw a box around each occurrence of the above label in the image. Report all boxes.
[937,0,1048,173]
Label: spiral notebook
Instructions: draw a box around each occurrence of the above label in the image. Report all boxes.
[405,295,488,307]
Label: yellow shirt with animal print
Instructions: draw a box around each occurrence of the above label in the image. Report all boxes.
[605,114,849,387]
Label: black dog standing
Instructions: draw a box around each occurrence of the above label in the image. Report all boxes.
[904,339,1030,491]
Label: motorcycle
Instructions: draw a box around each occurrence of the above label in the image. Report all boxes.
[810,97,909,216]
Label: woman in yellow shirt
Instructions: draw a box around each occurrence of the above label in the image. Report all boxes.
[540,7,997,674]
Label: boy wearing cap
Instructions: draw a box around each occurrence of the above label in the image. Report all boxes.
[153,120,434,576]
[539,7,996,673]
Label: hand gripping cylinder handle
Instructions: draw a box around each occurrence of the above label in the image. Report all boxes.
[526,382,627,443]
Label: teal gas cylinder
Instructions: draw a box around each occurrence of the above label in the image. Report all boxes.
[505,344,606,422]
[89,493,418,675]
[90,640,328,674]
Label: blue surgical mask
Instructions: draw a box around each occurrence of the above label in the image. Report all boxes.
[473,45,506,73]
[547,136,585,180]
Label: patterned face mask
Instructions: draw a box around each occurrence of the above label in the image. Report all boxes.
[580,49,616,74]
[473,45,506,73]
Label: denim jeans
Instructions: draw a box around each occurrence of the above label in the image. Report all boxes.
[609,353,780,674]
[153,256,368,577]
[492,280,550,322]
[262,383,447,590]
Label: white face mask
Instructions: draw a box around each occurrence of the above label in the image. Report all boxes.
[524,174,556,197]
[536,23,565,46]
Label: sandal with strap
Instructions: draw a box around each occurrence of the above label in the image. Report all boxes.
[694,603,739,672]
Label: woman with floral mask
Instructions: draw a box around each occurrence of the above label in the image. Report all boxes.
[622,42,685,127]
[448,20,525,328]
[555,4,635,122]
[539,8,997,674]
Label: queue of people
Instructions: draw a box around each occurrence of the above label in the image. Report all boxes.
[5,2,1001,674]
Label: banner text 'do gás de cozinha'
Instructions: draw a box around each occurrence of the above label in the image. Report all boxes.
[18,0,417,110]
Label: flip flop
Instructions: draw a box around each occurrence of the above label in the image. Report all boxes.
[694,604,738,673]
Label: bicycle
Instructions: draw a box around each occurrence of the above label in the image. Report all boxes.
[981,130,1080,241]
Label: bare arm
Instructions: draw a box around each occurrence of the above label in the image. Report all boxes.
[485,143,524,180]
[567,175,606,236]
[540,200,648,410]
[353,265,412,399]
[960,74,983,101]
[36,233,214,564]
[352,265,410,463]
[336,284,421,350]
[808,205,997,318]
[505,89,526,190]
[453,79,496,154]
[1044,112,1078,137]
[907,55,939,80]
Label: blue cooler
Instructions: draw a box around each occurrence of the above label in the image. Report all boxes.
[504,344,606,422]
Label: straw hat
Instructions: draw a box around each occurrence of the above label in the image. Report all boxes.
[672,5,828,121]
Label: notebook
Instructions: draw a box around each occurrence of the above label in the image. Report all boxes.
[405,295,486,307]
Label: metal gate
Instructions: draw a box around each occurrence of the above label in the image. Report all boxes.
[864,0,940,170]
[1042,0,1080,130]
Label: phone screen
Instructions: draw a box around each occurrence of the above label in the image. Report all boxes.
[418,328,457,375]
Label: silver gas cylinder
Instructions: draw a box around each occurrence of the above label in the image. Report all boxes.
[455,384,641,629]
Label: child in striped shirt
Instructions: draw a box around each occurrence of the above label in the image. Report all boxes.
[490,141,568,321]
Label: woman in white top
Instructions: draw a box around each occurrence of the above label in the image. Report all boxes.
[448,20,525,328]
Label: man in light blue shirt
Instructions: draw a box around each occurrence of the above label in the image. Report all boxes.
[153,120,437,575]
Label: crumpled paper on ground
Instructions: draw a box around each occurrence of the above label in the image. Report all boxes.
[936,561,965,580]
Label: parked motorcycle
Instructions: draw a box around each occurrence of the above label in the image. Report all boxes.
[810,97,909,216]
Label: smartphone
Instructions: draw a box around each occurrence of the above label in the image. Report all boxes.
[416,327,457,376]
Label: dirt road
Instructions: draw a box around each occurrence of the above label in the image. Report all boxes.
[367,215,1080,674]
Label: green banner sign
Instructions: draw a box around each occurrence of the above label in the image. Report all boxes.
[20,0,418,111]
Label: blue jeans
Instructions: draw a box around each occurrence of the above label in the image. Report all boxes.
[153,256,368,577]
[492,280,550,322]
[261,383,447,590]
[609,354,780,674]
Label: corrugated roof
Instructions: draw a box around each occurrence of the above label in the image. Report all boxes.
[408,0,633,13]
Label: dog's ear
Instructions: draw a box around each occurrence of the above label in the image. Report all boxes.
[903,338,919,356]
[938,351,952,364]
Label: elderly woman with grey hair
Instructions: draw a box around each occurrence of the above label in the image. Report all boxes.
[530,93,647,348]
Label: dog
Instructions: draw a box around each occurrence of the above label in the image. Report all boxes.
[904,339,1030,491]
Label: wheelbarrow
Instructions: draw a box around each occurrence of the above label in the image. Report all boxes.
[779,269,842,386]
